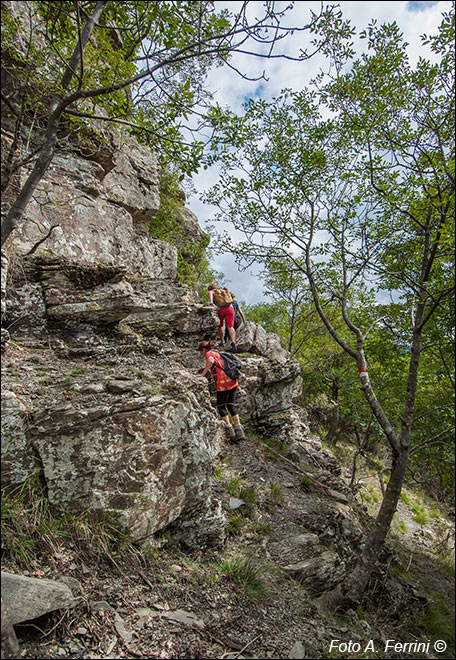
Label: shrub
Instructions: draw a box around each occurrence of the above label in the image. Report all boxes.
[219,555,267,601]
[299,475,315,493]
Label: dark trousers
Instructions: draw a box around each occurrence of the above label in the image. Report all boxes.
[216,387,238,418]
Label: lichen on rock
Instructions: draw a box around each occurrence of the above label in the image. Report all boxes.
[1,119,303,551]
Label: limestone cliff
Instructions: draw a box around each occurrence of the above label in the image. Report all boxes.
[2,2,359,572]
[1,122,314,553]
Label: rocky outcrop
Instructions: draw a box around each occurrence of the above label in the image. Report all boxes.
[1,390,40,487]
[283,551,347,594]
[4,254,217,336]
[1,353,227,548]
[31,373,224,543]
[238,355,302,420]
[1,254,303,550]
[3,132,165,277]
[236,321,290,364]
[1,93,304,552]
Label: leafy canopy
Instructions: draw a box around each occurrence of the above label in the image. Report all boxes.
[205,8,454,492]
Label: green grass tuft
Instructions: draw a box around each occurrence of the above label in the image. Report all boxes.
[299,475,315,493]
[219,555,267,601]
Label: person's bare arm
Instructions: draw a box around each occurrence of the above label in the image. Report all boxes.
[199,357,214,377]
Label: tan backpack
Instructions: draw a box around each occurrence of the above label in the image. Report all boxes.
[214,287,233,307]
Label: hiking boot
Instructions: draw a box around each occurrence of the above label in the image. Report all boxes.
[229,341,237,352]
[233,425,245,442]
[224,425,235,441]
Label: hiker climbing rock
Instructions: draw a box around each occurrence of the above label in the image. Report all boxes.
[224,292,246,344]
[197,340,245,443]
[207,284,236,351]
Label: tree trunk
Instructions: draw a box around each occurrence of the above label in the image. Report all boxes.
[1,125,58,246]
[320,445,409,610]
[325,378,339,445]
[349,423,373,489]
[1,1,108,247]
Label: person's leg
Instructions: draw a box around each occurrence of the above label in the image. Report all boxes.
[216,391,229,418]
[224,307,236,346]
[217,310,224,343]
[217,391,235,439]
[225,388,245,441]
[233,420,245,440]
[225,388,238,418]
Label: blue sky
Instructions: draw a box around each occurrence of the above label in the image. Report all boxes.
[407,1,439,10]
[187,0,452,305]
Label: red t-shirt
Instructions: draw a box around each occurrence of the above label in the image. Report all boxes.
[206,351,238,391]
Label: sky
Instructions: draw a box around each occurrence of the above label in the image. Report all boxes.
[185,0,452,305]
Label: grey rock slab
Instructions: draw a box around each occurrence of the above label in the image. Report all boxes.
[160,609,205,629]
[90,600,114,612]
[282,551,346,594]
[229,497,246,510]
[114,613,134,644]
[1,572,75,624]
[1,600,20,659]
[328,489,349,504]
[288,641,306,659]
[106,379,138,393]
[59,576,82,593]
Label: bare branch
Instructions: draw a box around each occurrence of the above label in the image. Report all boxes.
[409,427,454,456]
[24,224,59,256]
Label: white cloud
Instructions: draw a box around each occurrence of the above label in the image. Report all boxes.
[187,1,452,304]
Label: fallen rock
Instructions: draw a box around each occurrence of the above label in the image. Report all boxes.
[114,613,134,644]
[328,489,349,504]
[282,551,346,595]
[1,572,75,624]
[159,609,205,629]
[1,600,20,659]
[288,640,306,659]
[90,600,114,612]
[106,379,138,393]
[59,576,82,593]
[229,497,246,510]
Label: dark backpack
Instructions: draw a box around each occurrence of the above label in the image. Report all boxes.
[224,301,241,341]
[217,351,243,380]
[232,300,242,329]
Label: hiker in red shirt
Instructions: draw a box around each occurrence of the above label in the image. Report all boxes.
[207,283,236,351]
[197,340,246,443]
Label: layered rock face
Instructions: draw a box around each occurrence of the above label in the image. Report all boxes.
[31,370,223,543]
[1,120,305,549]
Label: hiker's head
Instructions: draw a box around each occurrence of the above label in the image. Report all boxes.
[198,340,215,355]
[207,283,217,291]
